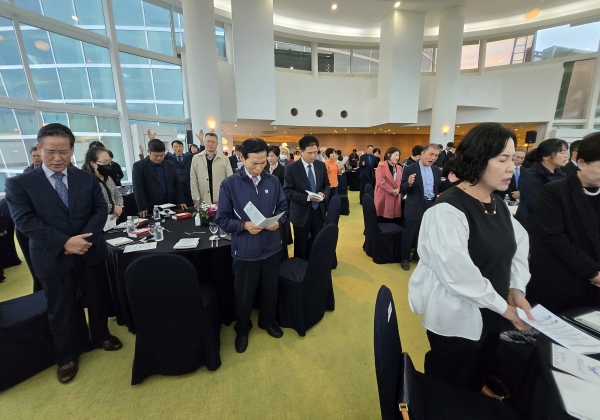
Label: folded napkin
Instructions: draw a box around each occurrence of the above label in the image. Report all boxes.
[173,238,199,249]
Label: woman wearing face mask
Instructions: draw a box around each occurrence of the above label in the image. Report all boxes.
[279,146,290,167]
[82,147,124,221]
[515,138,568,240]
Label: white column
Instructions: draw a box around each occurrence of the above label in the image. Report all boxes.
[311,42,318,78]
[230,0,276,121]
[373,10,425,125]
[181,0,222,148]
[430,6,466,143]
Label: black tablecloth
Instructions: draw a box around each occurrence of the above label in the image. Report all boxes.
[514,308,600,420]
[104,217,235,333]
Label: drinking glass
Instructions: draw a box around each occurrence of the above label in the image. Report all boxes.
[209,222,218,236]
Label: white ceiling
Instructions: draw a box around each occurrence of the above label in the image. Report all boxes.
[206,0,600,41]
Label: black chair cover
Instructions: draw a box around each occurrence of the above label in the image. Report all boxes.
[362,194,403,264]
[374,285,519,420]
[0,291,55,391]
[277,224,338,336]
[123,194,138,217]
[125,253,221,385]
[359,170,372,204]
[337,174,350,216]
[325,195,341,226]
[363,183,374,205]
[0,198,21,269]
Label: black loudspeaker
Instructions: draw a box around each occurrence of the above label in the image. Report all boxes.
[186,130,194,145]
[525,131,537,144]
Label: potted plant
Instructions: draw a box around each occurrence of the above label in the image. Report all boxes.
[193,203,218,226]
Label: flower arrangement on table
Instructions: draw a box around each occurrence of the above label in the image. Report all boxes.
[193,203,218,220]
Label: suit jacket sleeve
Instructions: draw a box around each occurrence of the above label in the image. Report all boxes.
[284,165,309,204]
[520,172,543,214]
[225,158,233,178]
[320,164,330,194]
[215,181,245,234]
[400,165,414,194]
[5,177,71,256]
[80,176,109,245]
[132,162,148,212]
[189,156,200,200]
[275,183,289,225]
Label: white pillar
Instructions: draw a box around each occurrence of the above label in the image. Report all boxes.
[231,0,276,121]
[430,6,466,144]
[311,42,318,78]
[181,0,222,149]
[373,10,425,126]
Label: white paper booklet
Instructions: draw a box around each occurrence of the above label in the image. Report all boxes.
[174,238,199,249]
[574,311,600,334]
[115,218,147,229]
[103,214,117,232]
[552,370,600,420]
[158,203,176,209]
[552,344,600,386]
[305,190,324,201]
[243,201,285,228]
[518,305,600,354]
[106,237,133,247]
[123,242,157,253]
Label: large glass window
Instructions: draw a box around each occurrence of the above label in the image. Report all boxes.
[174,12,185,47]
[422,48,435,72]
[555,59,596,120]
[215,22,226,58]
[318,47,351,73]
[536,22,600,61]
[485,36,534,68]
[274,41,311,71]
[20,24,116,108]
[352,48,379,74]
[12,0,106,34]
[0,17,31,99]
[120,52,184,117]
[0,107,38,190]
[461,43,479,70]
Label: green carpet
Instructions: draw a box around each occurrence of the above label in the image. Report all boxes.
[0,191,428,419]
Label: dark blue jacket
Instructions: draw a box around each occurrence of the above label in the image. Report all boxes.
[215,169,288,261]
[400,162,443,221]
[132,157,184,212]
[165,152,192,188]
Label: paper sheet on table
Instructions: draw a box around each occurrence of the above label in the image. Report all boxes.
[552,370,600,420]
[104,214,117,231]
[305,190,324,201]
[337,156,348,168]
[552,344,600,386]
[574,311,600,334]
[123,242,157,253]
[243,201,285,227]
[158,203,176,209]
[518,305,600,354]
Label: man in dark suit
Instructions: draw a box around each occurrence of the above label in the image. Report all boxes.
[434,143,447,169]
[400,144,445,271]
[132,139,187,217]
[284,135,329,260]
[23,146,42,172]
[563,139,582,177]
[5,123,122,384]
[165,139,193,206]
[493,147,527,200]
[229,145,244,173]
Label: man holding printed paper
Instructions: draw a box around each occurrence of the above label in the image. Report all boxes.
[215,138,288,354]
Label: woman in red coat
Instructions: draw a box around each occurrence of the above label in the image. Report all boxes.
[374,146,402,224]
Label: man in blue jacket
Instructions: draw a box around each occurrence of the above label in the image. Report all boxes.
[215,138,288,353]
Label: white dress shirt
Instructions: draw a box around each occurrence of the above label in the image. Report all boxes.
[408,202,530,340]
[42,163,69,188]
[301,158,317,201]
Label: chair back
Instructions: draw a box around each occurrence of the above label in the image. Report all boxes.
[302,224,338,309]
[362,194,380,236]
[325,195,341,226]
[364,183,374,202]
[123,193,138,217]
[337,174,348,195]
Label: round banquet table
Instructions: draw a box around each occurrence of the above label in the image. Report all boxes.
[104,216,235,333]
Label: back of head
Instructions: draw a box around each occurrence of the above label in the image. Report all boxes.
[525,138,568,163]
[411,145,424,157]
[576,132,600,163]
[569,139,583,158]
[299,135,319,151]
[89,140,105,149]
[148,139,166,153]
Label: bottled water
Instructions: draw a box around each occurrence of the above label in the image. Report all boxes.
[154,222,164,241]
[126,216,135,233]
[153,205,161,220]
[504,194,511,206]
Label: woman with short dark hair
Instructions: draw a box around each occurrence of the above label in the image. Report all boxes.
[408,122,532,392]
[527,132,600,313]
[374,147,402,223]
[324,148,342,200]
[188,144,200,154]
[267,145,285,185]
[82,147,124,222]
[515,138,568,236]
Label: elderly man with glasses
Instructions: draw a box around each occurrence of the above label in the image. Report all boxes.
[132,139,187,217]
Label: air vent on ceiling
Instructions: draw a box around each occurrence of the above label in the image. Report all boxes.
[316,109,323,117]
[291,108,298,116]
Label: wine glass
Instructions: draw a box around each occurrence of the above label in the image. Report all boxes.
[209,222,218,237]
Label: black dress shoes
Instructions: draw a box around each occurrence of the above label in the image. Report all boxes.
[400,260,410,271]
[235,335,248,353]
[265,323,283,339]
[57,361,78,384]
[101,335,123,351]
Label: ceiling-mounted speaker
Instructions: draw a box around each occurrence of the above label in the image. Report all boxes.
[525,131,537,144]
[341,110,348,118]
[291,108,298,116]
[316,109,323,117]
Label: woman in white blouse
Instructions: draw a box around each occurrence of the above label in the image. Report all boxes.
[408,123,534,392]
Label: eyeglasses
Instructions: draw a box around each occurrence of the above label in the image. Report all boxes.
[97,160,113,165]
[41,148,71,156]
[150,153,165,159]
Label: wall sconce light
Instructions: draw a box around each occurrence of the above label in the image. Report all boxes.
[222,138,228,145]
[442,125,450,135]
[282,142,288,147]
[207,120,216,130]
[223,145,228,151]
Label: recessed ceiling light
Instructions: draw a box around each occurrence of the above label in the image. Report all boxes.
[525,8,540,20]
[331,4,337,10]
[72,15,78,21]
[394,2,401,7]
[34,40,50,51]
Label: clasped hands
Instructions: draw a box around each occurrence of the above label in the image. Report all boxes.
[64,233,93,255]
[310,192,325,203]
[502,289,534,331]
[244,221,279,234]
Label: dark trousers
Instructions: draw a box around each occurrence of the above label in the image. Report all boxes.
[400,200,434,261]
[15,228,42,292]
[232,251,281,336]
[293,207,324,260]
[40,260,111,366]
[425,330,500,392]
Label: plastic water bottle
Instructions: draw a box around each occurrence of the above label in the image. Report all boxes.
[126,216,135,233]
[504,194,511,206]
[154,222,164,241]
[153,205,161,220]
